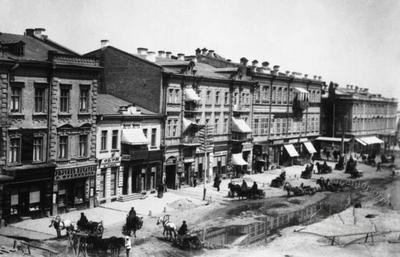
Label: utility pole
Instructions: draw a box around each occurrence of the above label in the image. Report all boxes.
[198,125,213,201]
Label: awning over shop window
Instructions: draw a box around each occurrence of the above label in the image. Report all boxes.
[182,117,195,132]
[232,118,252,133]
[231,153,248,166]
[355,138,367,146]
[303,142,317,154]
[284,144,299,157]
[294,87,309,94]
[315,136,351,143]
[122,128,148,145]
[356,136,384,145]
[184,88,201,101]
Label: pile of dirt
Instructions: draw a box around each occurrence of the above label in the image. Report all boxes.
[168,198,199,211]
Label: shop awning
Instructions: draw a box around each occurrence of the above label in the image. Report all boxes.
[284,144,299,157]
[303,142,317,154]
[356,136,384,145]
[231,153,248,166]
[121,128,148,145]
[355,138,367,146]
[315,136,351,143]
[182,117,195,132]
[184,88,201,101]
[232,118,252,133]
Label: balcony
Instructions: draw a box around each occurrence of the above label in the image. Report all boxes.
[121,148,149,161]
[231,132,252,142]
[184,101,201,114]
[181,135,201,146]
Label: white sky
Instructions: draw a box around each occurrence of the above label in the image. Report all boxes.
[2,0,399,99]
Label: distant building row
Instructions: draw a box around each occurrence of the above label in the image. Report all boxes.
[0,29,397,224]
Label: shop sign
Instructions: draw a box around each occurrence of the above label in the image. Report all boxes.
[273,140,284,145]
[55,165,97,181]
[100,157,121,169]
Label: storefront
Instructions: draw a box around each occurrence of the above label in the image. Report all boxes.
[165,156,178,189]
[354,136,384,155]
[53,163,97,214]
[2,164,54,223]
[97,156,122,203]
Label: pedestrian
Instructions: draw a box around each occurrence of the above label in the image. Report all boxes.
[193,175,197,187]
[125,236,132,257]
[376,162,381,172]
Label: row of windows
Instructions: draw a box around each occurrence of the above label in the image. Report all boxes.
[9,136,44,163]
[58,134,89,159]
[353,103,398,116]
[351,118,397,132]
[100,130,119,151]
[10,84,90,114]
[254,86,321,105]
[253,116,320,136]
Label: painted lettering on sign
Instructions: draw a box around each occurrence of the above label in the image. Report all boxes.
[100,157,121,169]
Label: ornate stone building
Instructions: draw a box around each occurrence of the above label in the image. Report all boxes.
[0,28,101,223]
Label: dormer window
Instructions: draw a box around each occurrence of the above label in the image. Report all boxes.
[2,41,25,56]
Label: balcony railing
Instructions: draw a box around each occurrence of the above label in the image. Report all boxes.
[181,135,202,146]
[231,132,251,142]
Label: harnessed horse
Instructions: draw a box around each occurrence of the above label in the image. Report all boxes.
[49,216,76,238]
[156,215,177,241]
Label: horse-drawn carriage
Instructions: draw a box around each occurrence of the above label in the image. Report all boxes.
[49,215,104,239]
[77,220,104,238]
[270,171,286,188]
[316,177,344,192]
[300,163,314,179]
[283,182,317,197]
[173,234,203,250]
[122,214,143,237]
[228,179,265,200]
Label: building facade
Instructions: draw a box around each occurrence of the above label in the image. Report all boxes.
[321,83,398,154]
[96,94,163,203]
[196,50,324,168]
[0,28,101,223]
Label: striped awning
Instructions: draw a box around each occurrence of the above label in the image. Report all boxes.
[231,153,248,166]
[356,136,384,145]
[121,128,148,145]
[232,118,252,133]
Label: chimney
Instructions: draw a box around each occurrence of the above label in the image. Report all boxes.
[313,75,318,80]
[286,70,291,75]
[318,76,322,81]
[262,61,270,69]
[272,65,280,73]
[33,28,46,38]
[100,39,109,49]
[137,47,148,56]
[240,57,248,65]
[252,60,258,66]
[355,86,358,92]
[207,50,214,56]
[226,59,231,62]
[350,85,353,90]
[166,51,172,58]
[201,48,208,55]
[195,48,201,55]
[146,51,156,62]
[304,74,308,79]
[177,53,185,61]
[158,50,166,58]
[25,28,34,36]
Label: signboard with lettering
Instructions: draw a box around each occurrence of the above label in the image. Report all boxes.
[55,165,97,181]
[100,157,121,169]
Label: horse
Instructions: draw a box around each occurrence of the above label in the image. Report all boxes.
[123,215,143,238]
[283,182,304,197]
[49,216,76,238]
[86,236,124,256]
[156,215,177,241]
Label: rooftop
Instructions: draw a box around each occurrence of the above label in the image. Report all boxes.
[97,94,157,116]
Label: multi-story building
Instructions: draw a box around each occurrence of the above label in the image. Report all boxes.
[196,50,324,168]
[96,94,163,203]
[85,45,255,189]
[321,83,398,154]
[0,28,101,223]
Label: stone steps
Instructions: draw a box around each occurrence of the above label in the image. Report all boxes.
[118,193,147,202]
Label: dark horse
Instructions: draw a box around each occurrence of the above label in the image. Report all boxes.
[123,214,143,238]
[228,183,247,199]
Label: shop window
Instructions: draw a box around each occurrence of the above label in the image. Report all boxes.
[10,87,22,112]
[29,189,40,212]
[33,137,43,162]
[11,192,18,215]
[9,137,21,163]
[110,168,117,196]
[99,169,106,198]
[74,181,85,204]
[112,130,118,150]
